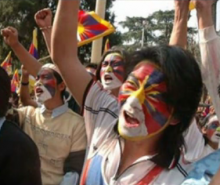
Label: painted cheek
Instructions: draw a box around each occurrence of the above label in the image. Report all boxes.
[207,129,215,139]
[44,79,57,97]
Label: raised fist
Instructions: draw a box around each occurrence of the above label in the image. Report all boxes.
[1,26,19,47]
[35,8,52,28]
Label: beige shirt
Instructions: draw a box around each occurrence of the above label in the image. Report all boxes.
[17,104,87,185]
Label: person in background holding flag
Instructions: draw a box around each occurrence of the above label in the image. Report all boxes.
[0,66,42,185]
[1,51,12,76]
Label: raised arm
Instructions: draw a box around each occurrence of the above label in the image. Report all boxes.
[1,27,41,77]
[20,65,38,108]
[51,0,91,107]
[169,0,190,48]
[35,8,52,54]
[196,0,220,120]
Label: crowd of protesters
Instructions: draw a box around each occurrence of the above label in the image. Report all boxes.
[0,0,220,185]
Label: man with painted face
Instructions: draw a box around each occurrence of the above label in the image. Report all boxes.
[95,48,128,96]
[6,63,87,185]
[51,0,202,184]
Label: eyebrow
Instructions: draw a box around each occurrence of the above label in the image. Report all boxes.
[127,74,139,87]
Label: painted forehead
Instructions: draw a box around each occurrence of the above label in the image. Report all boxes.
[38,68,54,75]
[103,53,124,62]
[207,115,219,125]
[131,61,162,80]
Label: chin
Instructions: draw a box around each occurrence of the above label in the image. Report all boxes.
[118,121,148,142]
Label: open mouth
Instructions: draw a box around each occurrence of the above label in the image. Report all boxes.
[216,133,220,137]
[35,87,43,96]
[104,75,113,83]
[124,110,140,128]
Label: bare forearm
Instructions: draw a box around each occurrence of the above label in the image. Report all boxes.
[169,6,189,48]
[20,75,37,107]
[42,29,51,54]
[197,8,213,29]
[51,0,92,106]
[11,43,42,77]
[52,0,79,64]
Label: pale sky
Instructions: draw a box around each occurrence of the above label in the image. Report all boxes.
[112,0,220,32]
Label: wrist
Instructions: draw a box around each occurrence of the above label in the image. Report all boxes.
[21,75,29,81]
[40,26,52,31]
[21,81,29,86]
[10,41,21,50]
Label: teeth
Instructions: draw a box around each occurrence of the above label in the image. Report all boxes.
[125,111,135,118]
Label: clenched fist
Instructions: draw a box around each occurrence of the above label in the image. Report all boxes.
[1,26,19,47]
[35,8,52,29]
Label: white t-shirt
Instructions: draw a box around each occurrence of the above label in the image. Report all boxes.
[80,82,193,185]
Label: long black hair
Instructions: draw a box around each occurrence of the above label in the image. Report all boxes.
[123,46,203,168]
[96,47,129,82]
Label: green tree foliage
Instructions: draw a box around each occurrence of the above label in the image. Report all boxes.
[0,0,122,70]
[119,10,197,53]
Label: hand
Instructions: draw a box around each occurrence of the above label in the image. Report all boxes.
[35,8,52,28]
[1,27,19,47]
[21,65,30,77]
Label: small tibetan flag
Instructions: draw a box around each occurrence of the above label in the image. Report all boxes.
[104,38,110,53]
[77,10,115,47]
[11,69,20,93]
[1,51,12,75]
[29,28,39,59]
[189,1,195,11]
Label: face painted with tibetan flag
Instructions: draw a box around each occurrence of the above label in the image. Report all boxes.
[118,61,173,141]
[100,53,124,90]
[35,68,57,104]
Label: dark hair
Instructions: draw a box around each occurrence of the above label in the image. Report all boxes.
[0,67,11,117]
[96,47,129,81]
[124,46,203,168]
[85,63,98,70]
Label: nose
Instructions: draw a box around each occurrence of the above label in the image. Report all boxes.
[106,65,113,73]
[130,85,145,105]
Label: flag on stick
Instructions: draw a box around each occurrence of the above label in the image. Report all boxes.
[11,69,20,93]
[29,28,39,59]
[1,51,12,75]
[104,38,110,53]
[77,10,115,47]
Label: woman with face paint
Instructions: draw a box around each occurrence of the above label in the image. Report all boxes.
[95,48,128,96]
[51,1,203,184]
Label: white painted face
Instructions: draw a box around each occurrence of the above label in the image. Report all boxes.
[34,69,57,104]
[100,53,124,90]
[35,81,53,104]
[205,115,220,144]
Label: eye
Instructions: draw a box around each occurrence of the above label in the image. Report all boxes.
[102,61,108,67]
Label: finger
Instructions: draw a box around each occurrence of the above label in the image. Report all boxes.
[7,26,17,33]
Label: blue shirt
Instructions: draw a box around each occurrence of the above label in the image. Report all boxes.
[40,103,69,118]
[181,149,220,185]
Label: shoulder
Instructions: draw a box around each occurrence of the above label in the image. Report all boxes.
[0,120,38,151]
